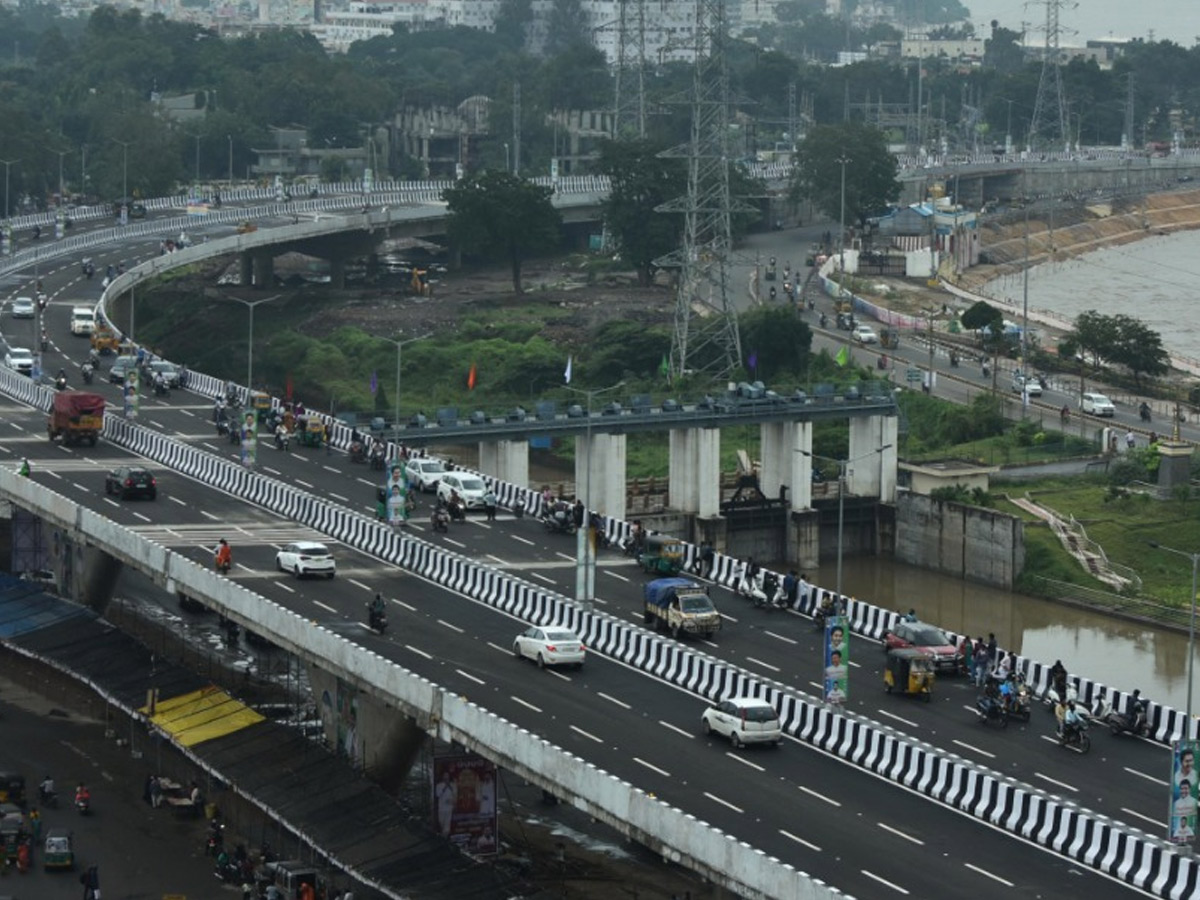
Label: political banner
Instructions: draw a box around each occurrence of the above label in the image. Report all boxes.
[123,369,140,419]
[239,412,257,467]
[823,615,849,704]
[385,463,408,527]
[432,754,498,856]
[1170,740,1199,844]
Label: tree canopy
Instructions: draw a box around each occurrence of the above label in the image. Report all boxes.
[597,139,686,286]
[443,171,562,292]
[1061,310,1170,387]
[790,123,900,226]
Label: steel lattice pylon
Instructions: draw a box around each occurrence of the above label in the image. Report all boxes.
[1028,0,1073,153]
[655,0,744,383]
[613,0,647,139]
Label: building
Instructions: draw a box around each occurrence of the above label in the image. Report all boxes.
[250,126,370,181]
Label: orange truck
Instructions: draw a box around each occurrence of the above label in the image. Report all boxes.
[47,392,105,447]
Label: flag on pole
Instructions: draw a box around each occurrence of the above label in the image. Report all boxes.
[564,355,573,384]
[467,362,477,390]
[369,370,378,394]
[835,345,849,367]
[659,354,670,377]
[747,350,758,373]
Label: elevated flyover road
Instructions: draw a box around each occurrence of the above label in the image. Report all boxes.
[0,411,1150,899]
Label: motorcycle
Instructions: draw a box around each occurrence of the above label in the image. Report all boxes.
[349,442,366,464]
[81,363,94,385]
[370,450,386,471]
[431,506,450,533]
[216,419,230,438]
[274,429,290,452]
[228,424,241,445]
[975,693,1009,728]
[1058,717,1091,753]
[367,603,388,635]
[54,374,68,391]
[75,793,91,815]
[1000,676,1032,722]
[153,379,170,397]
[38,786,58,809]
[1100,698,1148,738]
[41,332,50,352]
[1140,403,1152,423]
[542,502,576,535]
[446,498,466,522]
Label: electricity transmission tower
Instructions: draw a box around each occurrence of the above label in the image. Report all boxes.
[613,0,647,138]
[655,0,745,382]
[1027,0,1073,152]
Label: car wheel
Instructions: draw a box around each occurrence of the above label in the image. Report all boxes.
[730,732,743,749]
[276,557,285,572]
[147,490,157,501]
[513,642,523,660]
[702,718,713,735]
[536,653,547,669]
[293,563,302,578]
[327,571,335,579]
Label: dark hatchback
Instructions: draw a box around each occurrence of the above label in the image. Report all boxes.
[105,465,157,500]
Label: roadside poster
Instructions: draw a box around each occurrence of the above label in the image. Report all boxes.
[240,412,257,467]
[123,369,139,419]
[823,615,849,704]
[385,463,408,527]
[1170,740,1199,844]
[432,755,498,856]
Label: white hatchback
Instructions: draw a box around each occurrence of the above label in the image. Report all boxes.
[1081,392,1115,417]
[701,696,783,748]
[275,541,336,579]
[513,626,585,669]
[404,458,446,492]
[437,472,487,509]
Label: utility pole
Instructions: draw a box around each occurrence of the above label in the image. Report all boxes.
[511,81,521,177]
[614,0,648,138]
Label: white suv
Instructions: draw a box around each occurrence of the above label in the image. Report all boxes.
[1081,392,1115,417]
[404,458,446,492]
[1011,373,1042,397]
[436,472,488,509]
[70,307,96,335]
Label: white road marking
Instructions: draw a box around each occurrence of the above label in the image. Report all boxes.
[456,669,485,686]
[168,496,187,506]
[763,630,798,645]
[262,467,281,476]
[356,478,375,487]
[779,830,821,852]
[570,725,603,743]
[437,619,464,633]
[554,552,575,562]
[405,645,433,660]
[877,709,919,728]
[745,656,780,673]
[45,469,63,478]
[313,600,337,613]
[294,478,313,488]
[511,534,535,546]
[798,785,841,807]
[445,538,466,549]
[273,582,295,593]
[322,465,340,474]
[951,739,996,759]
[605,570,630,582]
[72,482,88,493]
[487,641,511,655]
[704,792,743,814]
[1124,766,1168,786]
[861,870,909,895]
[348,579,372,592]
[132,511,151,523]
[658,720,693,739]
[720,613,739,624]
[1033,771,1078,792]
[487,555,509,566]
[964,862,1014,887]
[878,822,923,845]
[328,492,348,502]
[531,573,556,584]
[1121,806,1163,828]
[200,510,218,520]
[634,757,671,777]
[511,695,543,714]
[725,753,765,772]
[392,598,416,612]
[597,692,631,710]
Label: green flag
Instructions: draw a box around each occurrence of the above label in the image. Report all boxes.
[835,345,849,367]
[659,354,670,377]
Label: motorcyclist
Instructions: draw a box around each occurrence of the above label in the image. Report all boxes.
[1125,689,1148,730]
[153,370,168,395]
[41,328,49,351]
[88,348,100,369]
[39,775,55,804]
[369,440,386,469]
[369,593,387,630]
[214,539,233,574]
[818,312,828,328]
[81,361,94,383]
[1049,659,1068,699]
[431,504,450,532]
[1139,402,1152,422]
[55,368,67,390]
[1061,700,1083,743]
[75,783,90,807]
[980,677,1002,717]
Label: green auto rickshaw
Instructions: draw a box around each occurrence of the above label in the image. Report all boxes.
[43,827,74,870]
[639,534,684,576]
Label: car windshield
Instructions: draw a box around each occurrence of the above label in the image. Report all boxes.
[458,477,485,491]
[420,461,446,474]
[739,704,777,722]
[680,596,715,613]
[907,625,951,646]
[544,630,577,643]
[10,350,32,361]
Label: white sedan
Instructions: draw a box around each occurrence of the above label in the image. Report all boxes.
[275,541,336,578]
[851,325,878,344]
[513,626,585,669]
[4,347,34,375]
[404,458,447,492]
[10,296,36,318]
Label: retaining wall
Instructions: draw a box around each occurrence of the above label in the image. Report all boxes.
[894,493,1024,588]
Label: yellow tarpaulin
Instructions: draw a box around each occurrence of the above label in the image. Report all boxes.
[141,685,265,747]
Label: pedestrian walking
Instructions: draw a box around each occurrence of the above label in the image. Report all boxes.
[483,489,497,522]
[973,637,989,687]
[325,422,333,455]
[1125,429,1136,450]
[150,775,162,808]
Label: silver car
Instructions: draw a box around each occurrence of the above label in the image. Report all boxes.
[701,697,783,748]
[10,296,35,318]
[4,347,34,375]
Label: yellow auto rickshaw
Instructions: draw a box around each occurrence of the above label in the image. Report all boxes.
[90,326,122,355]
[298,416,325,448]
[0,772,25,807]
[251,391,272,424]
[884,648,935,701]
[639,534,685,576]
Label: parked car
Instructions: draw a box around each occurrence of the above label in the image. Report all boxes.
[108,356,139,384]
[276,541,336,578]
[4,347,34,376]
[437,472,487,509]
[148,360,181,387]
[1011,373,1043,397]
[404,458,446,492]
[10,296,36,318]
[700,696,783,748]
[105,465,158,500]
[851,325,878,344]
[512,626,585,669]
[882,620,965,674]
[1081,392,1116,417]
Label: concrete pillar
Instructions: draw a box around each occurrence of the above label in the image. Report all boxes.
[79,546,122,614]
[847,414,898,501]
[1158,441,1193,494]
[696,427,720,519]
[576,432,626,520]
[238,252,253,286]
[760,421,814,510]
[252,251,274,288]
[478,439,529,489]
[668,429,698,513]
[330,254,346,289]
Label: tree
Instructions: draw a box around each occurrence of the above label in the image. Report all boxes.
[790,123,899,226]
[543,0,590,56]
[1108,314,1170,386]
[443,170,561,292]
[493,0,533,51]
[596,139,686,286]
[984,22,1025,74]
[737,307,813,380]
[1065,310,1119,371]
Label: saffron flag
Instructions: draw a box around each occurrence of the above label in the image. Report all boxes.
[467,362,477,390]
[564,355,573,384]
[835,345,849,367]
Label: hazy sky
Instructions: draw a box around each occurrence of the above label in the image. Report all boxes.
[967,0,1200,44]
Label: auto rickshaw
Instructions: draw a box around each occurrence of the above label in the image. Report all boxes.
[236,220,258,234]
[251,391,272,424]
[43,827,74,870]
[883,648,935,701]
[880,328,900,350]
[298,416,325,448]
[0,805,26,864]
[0,772,24,807]
[90,326,121,355]
[638,534,684,576]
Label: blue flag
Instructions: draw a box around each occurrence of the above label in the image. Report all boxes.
[747,350,758,371]
[369,370,378,394]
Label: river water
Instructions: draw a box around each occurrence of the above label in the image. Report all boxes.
[822,229,1200,710]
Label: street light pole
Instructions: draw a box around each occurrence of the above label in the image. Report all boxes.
[382,332,432,432]
[227,135,233,188]
[110,139,131,207]
[0,158,19,222]
[564,380,625,607]
[836,154,850,289]
[228,294,282,392]
[1149,541,1199,729]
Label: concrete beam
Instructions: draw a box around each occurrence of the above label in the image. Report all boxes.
[238,252,252,287]
[478,439,529,489]
[696,428,720,519]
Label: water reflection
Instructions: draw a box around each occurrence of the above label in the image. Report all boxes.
[808,556,1197,710]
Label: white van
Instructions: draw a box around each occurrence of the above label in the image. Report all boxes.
[70,307,95,336]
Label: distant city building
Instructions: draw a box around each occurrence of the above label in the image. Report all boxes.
[900,38,985,63]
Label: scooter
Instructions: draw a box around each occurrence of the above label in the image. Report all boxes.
[54,374,68,391]
[75,793,91,815]
[367,604,388,635]
[1042,678,1077,712]
[38,786,58,809]
[228,425,241,445]
[542,503,576,535]
[1100,698,1149,737]
[81,363,94,385]
[153,379,170,397]
[1058,717,1091,753]
[999,675,1033,722]
[975,693,1009,728]
[274,430,290,452]
[1140,404,1152,423]
[431,506,450,533]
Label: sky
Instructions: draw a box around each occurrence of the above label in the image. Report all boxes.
[966,0,1200,45]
